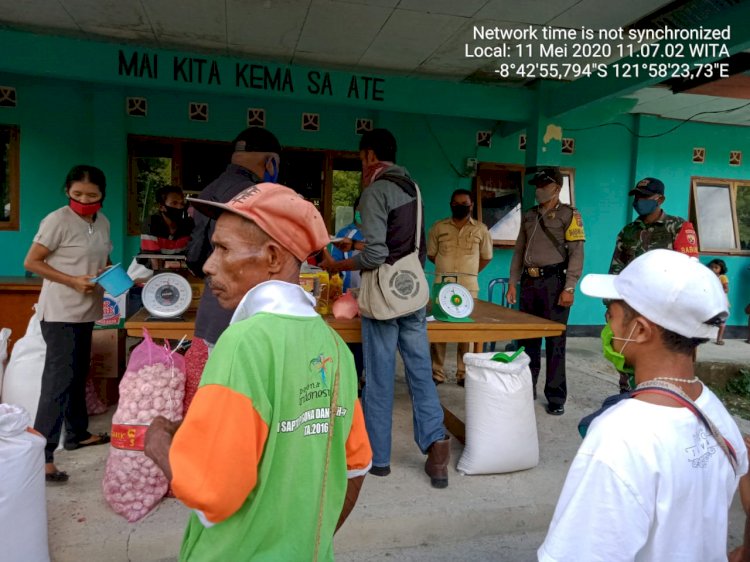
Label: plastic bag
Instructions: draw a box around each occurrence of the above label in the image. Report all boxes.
[0,327,10,398]
[332,291,359,320]
[1,310,46,422]
[102,329,185,522]
[126,258,153,283]
[183,338,208,416]
[0,403,50,562]
[457,351,539,475]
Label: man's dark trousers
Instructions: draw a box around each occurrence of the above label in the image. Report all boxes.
[518,273,570,407]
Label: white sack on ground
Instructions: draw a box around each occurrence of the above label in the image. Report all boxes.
[457,351,539,475]
[0,327,11,397]
[1,311,45,421]
[0,403,50,562]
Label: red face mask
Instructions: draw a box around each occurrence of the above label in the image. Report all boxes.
[69,198,102,216]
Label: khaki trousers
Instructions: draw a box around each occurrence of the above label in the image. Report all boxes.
[431,341,471,382]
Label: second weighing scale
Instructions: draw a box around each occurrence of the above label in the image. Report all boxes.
[431,274,474,323]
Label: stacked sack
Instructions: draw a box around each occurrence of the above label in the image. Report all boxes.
[102,330,185,522]
[0,403,50,562]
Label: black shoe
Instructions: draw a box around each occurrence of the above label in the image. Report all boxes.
[369,465,391,477]
[546,404,565,416]
[456,379,465,387]
[432,378,444,386]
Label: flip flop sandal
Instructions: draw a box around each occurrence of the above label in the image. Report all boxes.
[64,432,110,451]
[45,470,69,483]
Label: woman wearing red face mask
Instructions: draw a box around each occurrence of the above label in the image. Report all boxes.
[23,165,113,483]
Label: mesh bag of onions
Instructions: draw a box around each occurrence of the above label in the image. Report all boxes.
[183,337,208,416]
[102,329,185,522]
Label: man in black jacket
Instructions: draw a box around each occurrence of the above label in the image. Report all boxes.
[186,126,281,349]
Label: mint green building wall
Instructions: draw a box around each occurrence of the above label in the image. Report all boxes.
[635,115,750,327]
[1,72,747,327]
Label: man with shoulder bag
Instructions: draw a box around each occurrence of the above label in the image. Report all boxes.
[323,129,450,488]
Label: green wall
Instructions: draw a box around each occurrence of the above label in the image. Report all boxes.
[635,115,750,327]
[1,50,748,328]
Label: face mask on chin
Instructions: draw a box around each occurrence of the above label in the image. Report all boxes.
[69,198,102,216]
[633,198,659,217]
[601,323,637,375]
[451,204,471,220]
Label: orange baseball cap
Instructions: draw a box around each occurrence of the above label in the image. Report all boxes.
[190,183,329,262]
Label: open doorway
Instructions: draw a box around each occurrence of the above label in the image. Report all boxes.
[128,135,361,234]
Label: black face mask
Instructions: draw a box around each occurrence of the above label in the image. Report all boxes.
[163,206,185,222]
[451,204,471,219]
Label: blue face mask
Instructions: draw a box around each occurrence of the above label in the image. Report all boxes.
[354,211,362,224]
[633,198,658,217]
[263,156,279,183]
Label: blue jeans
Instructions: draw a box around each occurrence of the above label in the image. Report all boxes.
[361,307,446,467]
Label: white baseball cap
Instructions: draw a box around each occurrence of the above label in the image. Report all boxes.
[580,249,728,339]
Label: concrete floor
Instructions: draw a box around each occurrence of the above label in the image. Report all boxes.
[40,337,750,561]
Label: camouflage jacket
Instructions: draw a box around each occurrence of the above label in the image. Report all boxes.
[609,213,698,274]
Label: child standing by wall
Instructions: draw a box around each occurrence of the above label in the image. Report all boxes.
[708,259,729,345]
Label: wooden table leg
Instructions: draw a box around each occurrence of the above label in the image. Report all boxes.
[442,405,465,445]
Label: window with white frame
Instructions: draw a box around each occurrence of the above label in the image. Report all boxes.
[690,177,750,254]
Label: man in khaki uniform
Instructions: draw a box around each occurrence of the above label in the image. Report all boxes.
[427,189,493,385]
[507,168,585,415]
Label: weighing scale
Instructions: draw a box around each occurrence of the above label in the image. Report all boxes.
[141,272,193,320]
[431,274,474,323]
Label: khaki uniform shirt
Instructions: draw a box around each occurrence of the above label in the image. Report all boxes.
[509,203,585,289]
[34,206,111,322]
[427,217,493,295]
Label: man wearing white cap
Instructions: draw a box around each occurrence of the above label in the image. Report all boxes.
[539,249,747,561]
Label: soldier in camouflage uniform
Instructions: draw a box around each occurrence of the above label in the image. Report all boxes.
[508,167,585,416]
[609,177,699,390]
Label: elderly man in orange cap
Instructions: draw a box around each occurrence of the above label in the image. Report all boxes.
[145,183,372,562]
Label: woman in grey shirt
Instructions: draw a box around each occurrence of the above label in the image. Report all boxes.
[24,165,112,483]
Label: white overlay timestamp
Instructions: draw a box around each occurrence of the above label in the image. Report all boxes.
[494,61,731,80]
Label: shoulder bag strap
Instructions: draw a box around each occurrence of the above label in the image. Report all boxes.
[313,330,342,562]
[632,381,738,475]
[536,211,567,262]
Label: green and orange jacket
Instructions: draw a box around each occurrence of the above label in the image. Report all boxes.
[169,281,372,561]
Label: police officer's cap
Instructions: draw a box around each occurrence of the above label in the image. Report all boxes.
[528,167,563,186]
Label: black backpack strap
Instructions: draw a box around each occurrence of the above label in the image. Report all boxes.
[379,173,417,198]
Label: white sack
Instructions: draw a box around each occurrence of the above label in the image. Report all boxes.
[0,403,50,562]
[457,351,539,475]
[0,327,11,397]
[1,311,46,422]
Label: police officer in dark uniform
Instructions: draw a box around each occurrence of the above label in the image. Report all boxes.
[506,167,585,415]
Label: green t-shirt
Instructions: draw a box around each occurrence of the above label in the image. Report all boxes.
[178,312,359,561]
